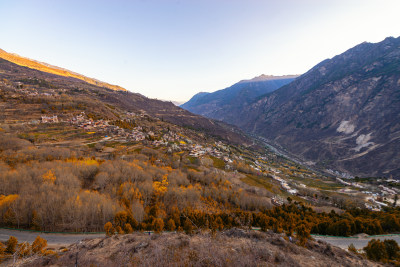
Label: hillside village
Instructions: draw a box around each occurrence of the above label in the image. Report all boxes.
[36,109,400,212]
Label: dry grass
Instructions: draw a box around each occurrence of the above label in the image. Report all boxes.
[17,229,381,267]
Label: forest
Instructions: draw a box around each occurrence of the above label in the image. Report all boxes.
[0,131,399,239]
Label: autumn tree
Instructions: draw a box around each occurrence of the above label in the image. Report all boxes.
[153,218,164,233]
[104,222,114,236]
[295,224,310,246]
[383,239,400,260]
[183,218,193,234]
[31,235,47,254]
[124,223,133,234]
[364,239,388,262]
[6,236,18,254]
[166,219,176,231]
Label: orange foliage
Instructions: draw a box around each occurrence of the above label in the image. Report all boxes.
[153,175,168,196]
[42,170,56,183]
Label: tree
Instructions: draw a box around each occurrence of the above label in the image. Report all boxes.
[383,239,399,260]
[166,219,176,231]
[116,226,124,234]
[183,218,193,234]
[6,236,18,254]
[0,241,5,257]
[295,224,310,246]
[124,223,133,234]
[31,235,47,254]
[153,218,164,233]
[364,239,388,262]
[104,222,114,236]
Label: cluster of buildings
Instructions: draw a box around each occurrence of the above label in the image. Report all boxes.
[41,115,59,123]
[336,177,365,189]
[271,174,298,195]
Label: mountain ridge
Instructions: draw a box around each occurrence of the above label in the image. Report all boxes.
[181,75,297,124]
[0,48,127,92]
[238,36,400,177]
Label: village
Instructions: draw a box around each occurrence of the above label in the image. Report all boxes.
[38,109,400,212]
[39,111,237,166]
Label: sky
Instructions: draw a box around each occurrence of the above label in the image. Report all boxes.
[1,0,400,102]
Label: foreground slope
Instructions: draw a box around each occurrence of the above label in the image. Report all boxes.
[21,230,378,267]
[238,37,400,177]
[181,75,297,124]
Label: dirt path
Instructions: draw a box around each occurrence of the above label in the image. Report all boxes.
[0,228,104,248]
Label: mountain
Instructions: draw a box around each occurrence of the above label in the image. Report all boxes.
[181,75,297,124]
[237,37,400,177]
[0,54,251,146]
[0,48,126,92]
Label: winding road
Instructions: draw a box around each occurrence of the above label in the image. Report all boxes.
[313,234,400,249]
[0,228,104,248]
[1,228,399,250]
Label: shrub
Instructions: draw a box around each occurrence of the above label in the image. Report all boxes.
[348,243,358,254]
[104,222,114,236]
[166,219,176,231]
[6,236,18,254]
[153,218,164,233]
[124,223,133,234]
[364,239,388,262]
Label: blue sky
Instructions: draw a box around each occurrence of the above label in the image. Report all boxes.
[1,0,400,102]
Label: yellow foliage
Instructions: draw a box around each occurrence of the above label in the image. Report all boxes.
[179,140,186,145]
[42,170,56,183]
[118,182,143,205]
[128,160,144,170]
[86,132,96,134]
[0,194,19,208]
[153,175,168,196]
[81,159,99,166]
[31,236,47,254]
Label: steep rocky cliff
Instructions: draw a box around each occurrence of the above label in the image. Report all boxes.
[240,37,400,177]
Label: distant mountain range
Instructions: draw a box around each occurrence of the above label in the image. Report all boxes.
[182,37,400,178]
[181,74,297,124]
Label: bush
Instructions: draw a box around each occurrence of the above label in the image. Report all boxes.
[383,239,399,260]
[6,236,18,254]
[124,223,133,234]
[31,236,47,254]
[153,218,164,233]
[166,219,176,231]
[348,243,358,254]
[104,222,114,236]
[364,239,388,262]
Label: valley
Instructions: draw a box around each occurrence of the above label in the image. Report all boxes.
[0,42,399,266]
[182,37,400,179]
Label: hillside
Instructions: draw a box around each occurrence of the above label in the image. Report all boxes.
[0,48,126,92]
[181,75,297,124]
[0,57,250,146]
[212,37,400,178]
[19,230,378,267]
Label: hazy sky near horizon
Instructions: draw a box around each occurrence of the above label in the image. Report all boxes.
[1,0,400,102]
